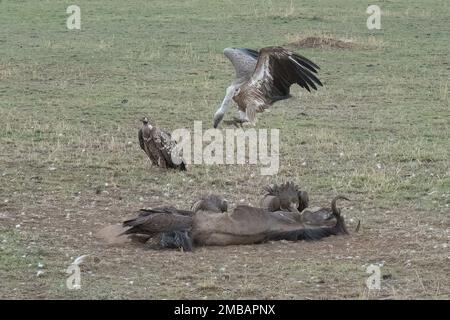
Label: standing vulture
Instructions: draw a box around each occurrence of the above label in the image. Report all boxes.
[138,117,186,171]
[213,47,322,128]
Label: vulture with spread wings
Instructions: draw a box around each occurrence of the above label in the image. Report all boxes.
[138,117,187,171]
[213,47,322,128]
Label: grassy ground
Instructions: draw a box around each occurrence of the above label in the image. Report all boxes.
[0,0,449,299]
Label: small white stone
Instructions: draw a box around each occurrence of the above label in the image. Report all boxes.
[36,270,45,277]
[15,224,21,228]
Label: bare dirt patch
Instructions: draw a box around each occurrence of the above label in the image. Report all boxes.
[287,36,357,50]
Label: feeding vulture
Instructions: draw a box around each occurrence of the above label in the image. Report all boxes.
[260,183,351,227]
[260,182,309,213]
[121,195,227,251]
[213,47,322,128]
[138,117,186,171]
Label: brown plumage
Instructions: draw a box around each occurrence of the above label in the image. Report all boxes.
[233,47,322,123]
[138,117,186,171]
[191,195,228,213]
[260,182,309,213]
[121,207,193,236]
[121,195,228,251]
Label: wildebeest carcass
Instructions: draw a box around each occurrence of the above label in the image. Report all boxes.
[121,194,352,251]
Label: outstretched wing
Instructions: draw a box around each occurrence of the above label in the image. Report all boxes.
[223,47,259,80]
[233,47,322,122]
[252,46,322,98]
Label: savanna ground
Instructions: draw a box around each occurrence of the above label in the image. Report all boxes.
[0,0,449,299]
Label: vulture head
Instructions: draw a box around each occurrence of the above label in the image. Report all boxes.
[141,116,153,129]
[191,195,228,213]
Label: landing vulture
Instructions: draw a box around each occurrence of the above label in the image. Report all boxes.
[213,47,322,128]
[138,117,186,171]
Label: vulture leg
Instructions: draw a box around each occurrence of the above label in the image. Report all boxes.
[222,111,249,127]
[213,85,236,128]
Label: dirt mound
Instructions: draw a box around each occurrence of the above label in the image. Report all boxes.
[288,37,356,49]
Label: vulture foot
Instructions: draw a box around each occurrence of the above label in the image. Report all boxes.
[222,117,249,128]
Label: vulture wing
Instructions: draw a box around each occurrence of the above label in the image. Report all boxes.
[122,209,193,235]
[138,128,145,150]
[224,48,259,80]
[153,129,187,170]
[234,47,322,121]
[138,207,194,217]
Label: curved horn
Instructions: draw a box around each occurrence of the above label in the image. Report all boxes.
[331,195,350,216]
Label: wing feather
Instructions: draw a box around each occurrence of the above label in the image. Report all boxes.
[138,128,145,150]
[236,47,322,108]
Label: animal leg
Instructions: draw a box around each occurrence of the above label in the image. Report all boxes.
[213,85,236,128]
[244,106,257,127]
[222,111,249,128]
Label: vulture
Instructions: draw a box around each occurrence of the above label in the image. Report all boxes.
[121,195,226,251]
[191,194,228,213]
[120,193,351,251]
[260,182,351,227]
[213,47,322,128]
[260,182,309,213]
[138,117,186,171]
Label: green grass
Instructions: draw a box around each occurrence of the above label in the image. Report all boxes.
[0,0,449,299]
